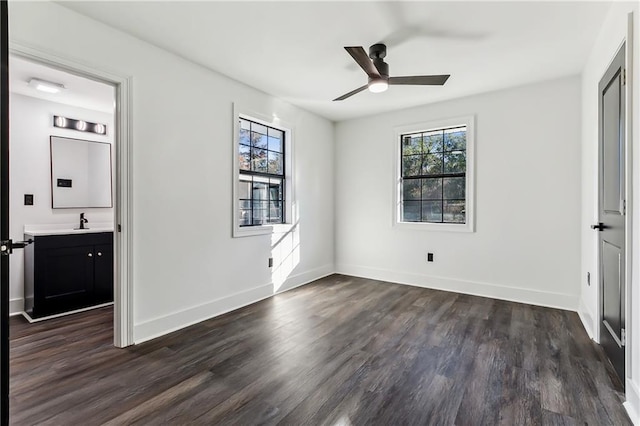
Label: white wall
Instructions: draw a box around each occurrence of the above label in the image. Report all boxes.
[8,1,335,342]
[9,93,114,314]
[579,3,640,423]
[335,76,582,310]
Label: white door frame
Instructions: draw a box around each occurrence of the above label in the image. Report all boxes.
[623,12,634,384]
[8,42,133,347]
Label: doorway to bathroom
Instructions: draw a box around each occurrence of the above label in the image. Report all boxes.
[1,45,133,348]
[8,54,117,328]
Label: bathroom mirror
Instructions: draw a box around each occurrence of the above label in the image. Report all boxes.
[50,136,112,208]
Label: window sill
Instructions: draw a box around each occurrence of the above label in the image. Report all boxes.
[394,221,474,233]
[233,222,295,238]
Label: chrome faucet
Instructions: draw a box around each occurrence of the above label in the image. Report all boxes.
[79,213,89,230]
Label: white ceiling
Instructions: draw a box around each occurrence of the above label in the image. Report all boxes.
[58,1,613,122]
[9,55,115,113]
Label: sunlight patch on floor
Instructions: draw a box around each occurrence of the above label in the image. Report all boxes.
[332,415,353,426]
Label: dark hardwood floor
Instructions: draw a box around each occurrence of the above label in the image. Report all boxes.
[9,274,631,425]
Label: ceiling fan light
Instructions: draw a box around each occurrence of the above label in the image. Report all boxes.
[368,79,388,93]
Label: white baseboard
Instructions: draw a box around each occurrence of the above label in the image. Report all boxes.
[10,298,24,316]
[335,263,578,311]
[625,379,640,425]
[133,264,334,344]
[134,284,273,344]
[577,296,596,340]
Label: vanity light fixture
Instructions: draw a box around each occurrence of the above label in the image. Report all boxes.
[28,78,65,94]
[54,116,66,128]
[53,115,107,135]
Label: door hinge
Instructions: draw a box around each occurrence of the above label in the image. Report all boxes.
[117,224,122,232]
[622,328,626,346]
[623,69,627,86]
[623,200,627,215]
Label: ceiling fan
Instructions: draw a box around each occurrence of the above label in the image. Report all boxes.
[333,43,450,101]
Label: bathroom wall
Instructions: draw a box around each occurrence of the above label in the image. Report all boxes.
[9,92,115,313]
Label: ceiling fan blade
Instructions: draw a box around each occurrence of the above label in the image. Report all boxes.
[344,46,380,79]
[389,75,450,86]
[333,85,368,101]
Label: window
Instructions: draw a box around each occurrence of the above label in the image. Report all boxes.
[238,118,285,226]
[395,116,475,232]
[233,106,293,238]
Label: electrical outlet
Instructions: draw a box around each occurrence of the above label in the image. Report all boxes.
[24,194,33,206]
[587,272,591,286]
[427,253,434,262]
[268,257,273,268]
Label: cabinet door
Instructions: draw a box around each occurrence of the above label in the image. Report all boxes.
[94,243,113,304]
[38,245,94,316]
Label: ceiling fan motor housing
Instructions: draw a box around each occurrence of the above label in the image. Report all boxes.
[369,43,387,59]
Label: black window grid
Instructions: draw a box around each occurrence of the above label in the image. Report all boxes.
[400,126,467,224]
[238,176,285,226]
[239,120,285,178]
[239,118,286,226]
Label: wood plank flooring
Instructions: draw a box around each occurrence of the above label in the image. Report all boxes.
[9,274,631,425]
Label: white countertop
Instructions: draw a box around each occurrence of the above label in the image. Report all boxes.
[24,223,114,237]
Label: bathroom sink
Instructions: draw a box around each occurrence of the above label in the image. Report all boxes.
[24,223,114,236]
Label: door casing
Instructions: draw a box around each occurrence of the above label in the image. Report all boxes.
[1,2,10,424]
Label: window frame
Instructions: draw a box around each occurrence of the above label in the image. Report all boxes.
[232,104,294,238]
[393,115,475,233]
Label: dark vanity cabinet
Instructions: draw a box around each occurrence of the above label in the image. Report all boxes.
[24,232,113,319]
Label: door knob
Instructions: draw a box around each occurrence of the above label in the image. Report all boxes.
[0,239,33,256]
[88,253,93,257]
[591,223,607,231]
[97,252,102,257]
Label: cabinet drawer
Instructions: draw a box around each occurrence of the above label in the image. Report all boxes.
[34,232,112,250]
